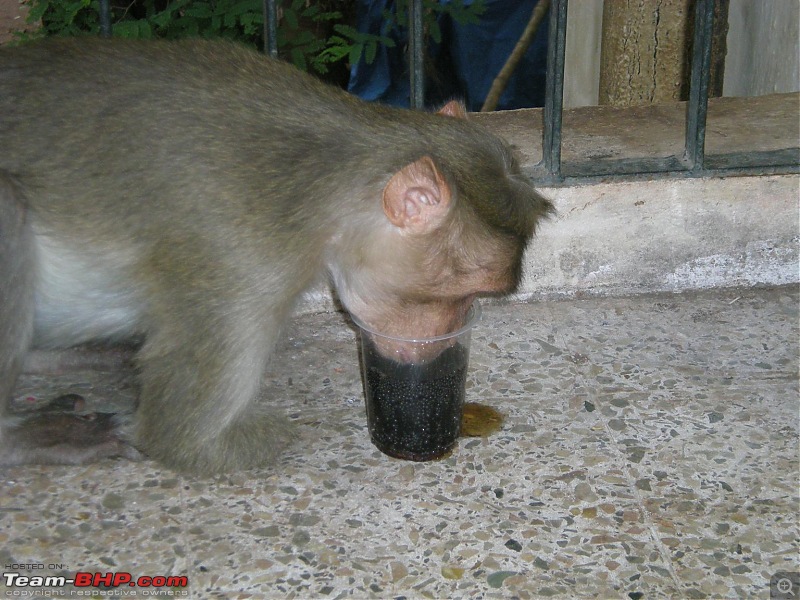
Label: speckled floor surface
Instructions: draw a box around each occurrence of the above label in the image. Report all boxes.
[1,286,798,599]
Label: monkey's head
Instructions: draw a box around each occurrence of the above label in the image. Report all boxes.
[329,103,553,361]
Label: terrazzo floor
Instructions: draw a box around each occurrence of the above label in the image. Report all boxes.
[1,286,798,599]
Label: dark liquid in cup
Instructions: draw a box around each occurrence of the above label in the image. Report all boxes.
[362,337,468,461]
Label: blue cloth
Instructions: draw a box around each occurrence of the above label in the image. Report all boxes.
[347,0,549,110]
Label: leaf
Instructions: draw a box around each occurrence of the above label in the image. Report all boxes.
[181,17,200,36]
[392,1,408,28]
[428,19,441,44]
[332,23,359,41]
[151,5,179,28]
[348,42,363,66]
[240,12,261,35]
[65,0,88,25]
[313,11,342,24]
[290,47,307,71]
[229,0,258,17]
[292,30,316,46]
[26,0,51,23]
[364,40,377,65]
[184,3,213,19]
[318,36,351,63]
[113,19,151,39]
[309,56,329,75]
[283,7,299,30]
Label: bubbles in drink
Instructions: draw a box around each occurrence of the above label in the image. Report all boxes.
[362,337,468,461]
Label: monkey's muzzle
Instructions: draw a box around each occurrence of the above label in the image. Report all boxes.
[353,301,481,461]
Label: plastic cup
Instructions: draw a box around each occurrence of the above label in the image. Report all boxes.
[352,300,482,461]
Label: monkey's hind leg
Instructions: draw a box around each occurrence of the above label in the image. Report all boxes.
[0,174,140,467]
[0,174,33,408]
[132,317,297,476]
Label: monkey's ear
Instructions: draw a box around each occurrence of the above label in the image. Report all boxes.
[437,100,468,119]
[382,156,451,233]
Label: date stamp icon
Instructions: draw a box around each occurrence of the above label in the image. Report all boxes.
[772,572,800,599]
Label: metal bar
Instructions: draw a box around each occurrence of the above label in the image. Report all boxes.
[561,156,687,177]
[684,0,715,170]
[99,0,111,37]
[567,165,798,186]
[536,149,800,180]
[408,0,425,109]
[527,145,799,184]
[704,148,800,170]
[263,0,278,57]
[542,0,566,181]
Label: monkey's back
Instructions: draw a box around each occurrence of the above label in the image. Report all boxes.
[0,37,548,251]
[1,39,354,206]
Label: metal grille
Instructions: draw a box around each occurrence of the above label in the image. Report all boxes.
[533,0,799,185]
[97,0,799,185]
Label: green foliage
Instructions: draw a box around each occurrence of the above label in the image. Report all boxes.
[22,0,97,39]
[19,0,485,76]
[391,0,484,45]
[323,24,395,73]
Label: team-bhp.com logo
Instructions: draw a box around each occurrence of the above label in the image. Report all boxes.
[3,571,189,595]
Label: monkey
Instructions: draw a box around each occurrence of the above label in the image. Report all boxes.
[0,38,553,475]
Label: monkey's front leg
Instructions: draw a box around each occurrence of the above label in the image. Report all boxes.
[131,320,296,475]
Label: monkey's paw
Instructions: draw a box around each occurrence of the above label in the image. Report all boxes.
[136,408,298,476]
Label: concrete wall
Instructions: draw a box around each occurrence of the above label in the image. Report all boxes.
[724,0,800,97]
[518,175,799,300]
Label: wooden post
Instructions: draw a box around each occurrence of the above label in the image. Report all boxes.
[599,0,694,106]
[599,0,728,106]
[708,0,729,98]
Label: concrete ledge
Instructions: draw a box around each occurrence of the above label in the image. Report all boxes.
[470,93,800,170]
[520,174,799,300]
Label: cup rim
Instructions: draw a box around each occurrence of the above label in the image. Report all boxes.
[351,299,482,344]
